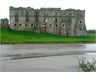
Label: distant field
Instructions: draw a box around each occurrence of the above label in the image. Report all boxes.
[0,28,96,44]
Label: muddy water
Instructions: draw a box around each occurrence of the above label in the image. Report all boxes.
[0,44,96,72]
[0,44,96,60]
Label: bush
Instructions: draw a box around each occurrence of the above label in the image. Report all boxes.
[77,57,96,72]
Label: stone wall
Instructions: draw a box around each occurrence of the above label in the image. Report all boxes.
[10,6,87,36]
[0,18,9,28]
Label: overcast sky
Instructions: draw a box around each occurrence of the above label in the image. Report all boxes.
[0,0,96,30]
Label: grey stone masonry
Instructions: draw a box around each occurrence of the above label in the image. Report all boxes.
[0,18,9,28]
[9,6,87,36]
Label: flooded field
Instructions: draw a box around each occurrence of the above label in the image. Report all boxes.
[0,44,96,72]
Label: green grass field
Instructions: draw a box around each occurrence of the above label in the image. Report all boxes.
[0,28,96,44]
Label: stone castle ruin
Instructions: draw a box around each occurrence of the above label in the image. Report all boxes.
[10,6,87,36]
[0,18,9,28]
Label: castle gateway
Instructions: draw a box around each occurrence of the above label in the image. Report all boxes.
[9,6,87,36]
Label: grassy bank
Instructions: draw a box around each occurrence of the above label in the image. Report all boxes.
[0,28,96,44]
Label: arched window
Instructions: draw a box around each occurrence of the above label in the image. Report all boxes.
[80,28,82,31]
[55,18,57,22]
[63,24,64,27]
[25,24,27,26]
[55,12,57,15]
[53,18,55,21]
[20,24,21,26]
[15,12,18,22]
[53,12,55,15]
[25,11,29,22]
[14,24,16,26]
[36,24,38,26]
[43,24,45,27]
[45,11,48,16]
[50,24,51,27]
[31,24,33,26]
[56,24,58,27]
[45,18,47,22]
[80,21,82,23]
[53,18,57,22]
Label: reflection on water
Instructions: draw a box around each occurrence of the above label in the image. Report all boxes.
[86,53,96,55]
[0,57,12,61]
[0,44,96,61]
[0,51,96,61]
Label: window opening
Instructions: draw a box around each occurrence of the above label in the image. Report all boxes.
[25,24,27,26]
[20,24,21,26]
[15,24,16,26]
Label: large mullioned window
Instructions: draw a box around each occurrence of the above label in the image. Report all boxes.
[25,11,29,22]
[15,12,18,22]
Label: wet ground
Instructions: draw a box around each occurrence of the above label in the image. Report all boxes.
[0,44,96,72]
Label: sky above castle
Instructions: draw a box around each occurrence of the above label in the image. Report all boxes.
[0,0,96,30]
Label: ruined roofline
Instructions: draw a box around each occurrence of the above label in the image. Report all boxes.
[40,7,61,10]
[9,6,85,11]
[10,6,34,10]
[65,8,84,11]
[9,6,61,10]
[0,18,8,20]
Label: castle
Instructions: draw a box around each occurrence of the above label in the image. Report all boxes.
[10,6,87,36]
